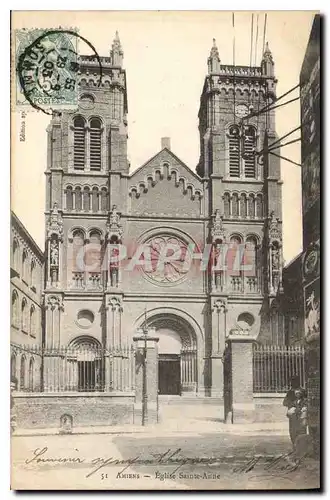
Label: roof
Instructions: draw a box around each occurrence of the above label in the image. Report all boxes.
[11,211,44,261]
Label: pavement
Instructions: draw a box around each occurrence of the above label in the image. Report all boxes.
[11,405,320,491]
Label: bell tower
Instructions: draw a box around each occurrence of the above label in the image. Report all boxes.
[43,32,129,348]
[197,39,284,390]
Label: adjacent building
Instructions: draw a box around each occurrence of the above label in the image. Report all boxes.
[300,14,321,453]
[10,212,44,391]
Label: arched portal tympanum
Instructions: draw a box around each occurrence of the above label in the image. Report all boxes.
[139,313,198,396]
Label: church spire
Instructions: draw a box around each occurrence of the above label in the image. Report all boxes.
[261,41,274,76]
[208,38,221,74]
[110,31,124,67]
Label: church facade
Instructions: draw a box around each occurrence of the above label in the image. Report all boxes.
[43,33,284,398]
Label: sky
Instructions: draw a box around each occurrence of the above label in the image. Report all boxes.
[11,10,316,263]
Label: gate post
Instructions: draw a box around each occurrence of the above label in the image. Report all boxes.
[227,333,256,423]
[133,328,159,425]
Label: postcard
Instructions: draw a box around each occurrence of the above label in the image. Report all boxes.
[10,10,320,490]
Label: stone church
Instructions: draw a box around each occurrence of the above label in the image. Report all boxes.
[43,33,283,400]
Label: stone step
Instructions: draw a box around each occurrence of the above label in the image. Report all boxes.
[158,395,222,405]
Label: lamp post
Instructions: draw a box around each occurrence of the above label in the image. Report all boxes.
[141,308,148,426]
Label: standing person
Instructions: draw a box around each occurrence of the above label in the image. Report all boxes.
[283,375,308,449]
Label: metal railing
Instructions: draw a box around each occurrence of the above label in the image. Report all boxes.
[253,344,306,393]
[11,344,135,393]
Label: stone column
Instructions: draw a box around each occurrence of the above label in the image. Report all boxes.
[210,299,227,399]
[228,335,255,423]
[133,330,159,425]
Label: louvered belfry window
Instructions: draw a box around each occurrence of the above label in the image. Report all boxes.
[243,126,257,178]
[229,125,240,177]
[73,117,86,170]
[90,118,102,171]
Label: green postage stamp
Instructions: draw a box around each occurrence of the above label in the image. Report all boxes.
[15,28,79,113]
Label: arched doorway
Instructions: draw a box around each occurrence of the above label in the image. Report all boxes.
[69,336,104,392]
[141,314,198,396]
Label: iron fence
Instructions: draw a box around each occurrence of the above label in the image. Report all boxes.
[11,344,135,393]
[253,344,306,393]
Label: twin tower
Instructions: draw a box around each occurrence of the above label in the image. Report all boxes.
[43,32,283,398]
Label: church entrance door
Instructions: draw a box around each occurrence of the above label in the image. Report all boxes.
[158,354,181,395]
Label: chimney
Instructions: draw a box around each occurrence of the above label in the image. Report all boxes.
[161,137,171,150]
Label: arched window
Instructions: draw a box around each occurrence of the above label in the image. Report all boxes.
[244,236,258,278]
[231,193,239,218]
[223,193,230,217]
[11,290,19,328]
[75,187,82,211]
[22,250,28,282]
[240,193,247,218]
[83,187,90,211]
[20,356,26,390]
[72,230,85,273]
[90,118,102,171]
[92,187,99,212]
[13,238,19,271]
[73,116,86,170]
[11,353,17,384]
[101,188,108,211]
[29,358,35,391]
[30,260,36,288]
[227,235,242,277]
[66,186,73,211]
[86,231,102,273]
[228,125,240,177]
[248,194,255,218]
[256,194,263,218]
[30,305,36,337]
[21,299,28,332]
[243,126,257,178]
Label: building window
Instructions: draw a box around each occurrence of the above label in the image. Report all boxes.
[83,187,91,211]
[228,235,243,278]
[244,236,258,277]
[20,356,26,390]
[30,260,36,289]
[66,186,73,210]
[248,194,255,218]
[90,118,102,171]
[73,117,86,170]
[72,230,85,287]
[92,187,99,212]
[86,231,102,276]
[231,193,239,217]
[223,192,230,217]
[22,250,29,283]
[256,194,263,218]
[228,125,240,177]
[243,126,257,178]
[11,353,17,385]
[13,238,19,272]
[11,290,19,328]
[30,305,36,337]
[21,299,28,333]
[101,188,108,211]
[240,193,247,218]
[29,358,35,391]
[75,187,82,211]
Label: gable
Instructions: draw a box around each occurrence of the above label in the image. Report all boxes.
[128,149,204,217]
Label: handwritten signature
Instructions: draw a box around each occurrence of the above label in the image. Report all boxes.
[25,447,308,480]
